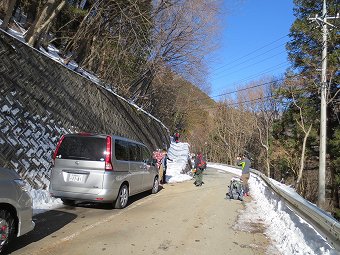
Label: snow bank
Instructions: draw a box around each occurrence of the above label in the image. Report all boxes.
[209,164,337,255]
[165,141,192,183]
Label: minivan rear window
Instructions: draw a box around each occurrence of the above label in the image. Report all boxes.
[56,136,106,161]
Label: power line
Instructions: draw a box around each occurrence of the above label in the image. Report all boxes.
[212,42,288,76]
[187,95,276,113]
[232,61,289,83]
[192,77,281,102]
[206,14,337,106]
[200,61,290,102]
[210,34,289,73]
[187,92,303,113]
[191,73,302,103]
[213,50,288,79]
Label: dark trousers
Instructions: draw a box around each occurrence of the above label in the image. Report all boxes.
[163,166,167,183]
[195,168,203,185]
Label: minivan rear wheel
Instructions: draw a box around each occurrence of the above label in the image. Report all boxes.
[0,209,16,253]
[151,177,159,194]
[114,184,129,209]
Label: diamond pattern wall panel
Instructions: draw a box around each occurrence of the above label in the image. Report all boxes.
[0,32,169,189]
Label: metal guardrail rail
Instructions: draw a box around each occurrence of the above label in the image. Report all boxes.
[250,169,340,251]
[211,163,340,250]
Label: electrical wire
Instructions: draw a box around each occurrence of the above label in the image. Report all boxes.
[186,95,276,113]
[191,74,301,102]
[213,42,287,75]
[204,19,336,106]
[210,34,289,73]
[213,51,288,80]
[186,78,316,112]
[231,61,289,83]
[191,61,291,103]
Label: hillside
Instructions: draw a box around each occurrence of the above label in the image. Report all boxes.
[143,70,217,152]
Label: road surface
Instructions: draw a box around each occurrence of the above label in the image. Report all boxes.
[5,168,270,255]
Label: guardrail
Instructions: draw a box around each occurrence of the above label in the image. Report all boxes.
[250,169,340,251]
[211,163,340,250]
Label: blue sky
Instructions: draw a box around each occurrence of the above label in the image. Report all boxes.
[207,0,295,99]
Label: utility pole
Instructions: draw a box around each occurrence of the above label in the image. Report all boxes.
[308,0,339,209]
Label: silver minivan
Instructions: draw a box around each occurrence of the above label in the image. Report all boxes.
[49,133,159,209]
[0,167,35,253]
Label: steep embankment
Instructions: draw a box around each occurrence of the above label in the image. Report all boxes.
[0,31,169,189]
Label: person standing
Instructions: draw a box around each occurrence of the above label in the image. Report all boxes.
[174,131,180,143]
[236,154,251,196]
[194,152,206,186]
[153,149,164,183]
[161,149,173,183]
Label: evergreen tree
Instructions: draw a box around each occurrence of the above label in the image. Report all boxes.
[283,0,339,212]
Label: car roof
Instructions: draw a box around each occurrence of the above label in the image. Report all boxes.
[63,133,146,147]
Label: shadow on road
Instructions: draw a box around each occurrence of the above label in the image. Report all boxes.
[74,186,165,209]
[3,210,77,254]
[3,186,166,254]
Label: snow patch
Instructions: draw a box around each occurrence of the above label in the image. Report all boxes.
[30,188,62,215]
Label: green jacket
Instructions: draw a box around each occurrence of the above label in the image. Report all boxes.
[237,157,251,174]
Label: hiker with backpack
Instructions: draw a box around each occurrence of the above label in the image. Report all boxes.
[194,152,206,186]
[236,154,251,196]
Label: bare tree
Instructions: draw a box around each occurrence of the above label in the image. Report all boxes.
[238,78,279,177]
[62,0,221,98]
[271,139,300,183]
[150,0,221,92]
[282,76,316,192]
[293,97,312,190]
[62,0,153,96]
[213,97,256,164]
[25,0,67,47]
[0,0,17,30]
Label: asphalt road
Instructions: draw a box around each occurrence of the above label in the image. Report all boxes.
[5,168,270,255]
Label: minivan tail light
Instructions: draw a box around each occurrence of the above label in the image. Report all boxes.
[105,136,113,171]
[52,135,65,165]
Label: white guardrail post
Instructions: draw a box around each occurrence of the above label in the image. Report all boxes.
[250,169,340,250]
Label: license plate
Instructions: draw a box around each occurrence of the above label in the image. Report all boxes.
[69,174,84,183]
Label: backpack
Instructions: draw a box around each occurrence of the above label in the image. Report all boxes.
[196,155,206,169]
[198,159,206,169]
[226,177,244,201]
